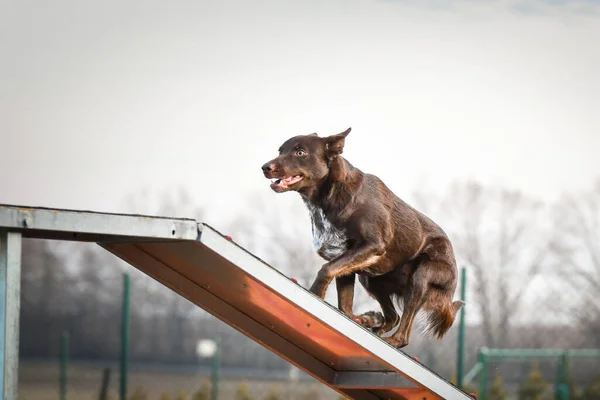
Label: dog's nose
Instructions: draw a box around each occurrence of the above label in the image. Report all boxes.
[262,163,274,174]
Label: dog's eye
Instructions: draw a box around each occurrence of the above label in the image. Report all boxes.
[296,150,306,156]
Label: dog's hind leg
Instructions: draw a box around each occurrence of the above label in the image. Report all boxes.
[385,259,458,348]
[372,294,400,336]
[384,279,425,348]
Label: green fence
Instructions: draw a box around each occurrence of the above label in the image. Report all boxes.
[464,348,600,400]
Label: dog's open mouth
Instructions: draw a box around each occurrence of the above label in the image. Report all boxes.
[270,175,304,191]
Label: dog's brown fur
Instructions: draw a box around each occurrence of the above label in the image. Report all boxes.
[261,128,464,348]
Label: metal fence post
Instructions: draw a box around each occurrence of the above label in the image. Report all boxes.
[0,231,21,400]
[556,351,569,400]
[120,273,131,400]
[479,348,489,400]
[457,267,467,389]
[60,331,69,400]
[211,337,221,400]
[99,367,111,400]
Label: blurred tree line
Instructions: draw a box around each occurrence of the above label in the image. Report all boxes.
[18,177,600,379]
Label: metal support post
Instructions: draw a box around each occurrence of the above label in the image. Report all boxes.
[60,331,69,400]
[0,231,22,400]
[99,368,112,400]
[457,267,467,389]
[120,273,131,400]
[556,351,569,400]
[211,337,221,400]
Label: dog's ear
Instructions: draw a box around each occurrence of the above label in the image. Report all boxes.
[324,127,351,158]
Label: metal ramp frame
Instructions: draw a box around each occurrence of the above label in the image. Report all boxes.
[0,204,473,400]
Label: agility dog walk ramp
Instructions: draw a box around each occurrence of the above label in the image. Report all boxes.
[0,204,472,400]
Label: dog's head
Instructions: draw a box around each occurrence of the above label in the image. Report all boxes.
[261,127,351,193]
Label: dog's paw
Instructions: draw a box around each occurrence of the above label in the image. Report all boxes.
[383,336,409,349]
[373,324,394,337]
[353,311,384,329]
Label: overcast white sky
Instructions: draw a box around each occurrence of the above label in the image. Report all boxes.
[2,0,599,226]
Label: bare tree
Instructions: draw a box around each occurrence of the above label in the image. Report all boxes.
[20,238,77,357]
[122,184,205,221]
[549,178,600,346]
[412,180,549,347]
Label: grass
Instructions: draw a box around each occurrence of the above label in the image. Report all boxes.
[18,360,341,400]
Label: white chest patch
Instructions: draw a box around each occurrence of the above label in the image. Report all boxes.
[306,203,349,261]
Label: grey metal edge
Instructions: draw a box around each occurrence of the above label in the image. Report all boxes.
[0,204,199,241]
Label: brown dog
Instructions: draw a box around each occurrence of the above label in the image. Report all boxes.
[261,128,464,348]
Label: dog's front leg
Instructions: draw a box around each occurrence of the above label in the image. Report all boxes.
[336,274,356,317]
[309,242,384,299]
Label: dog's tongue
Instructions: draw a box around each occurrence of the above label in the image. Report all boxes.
[271,175,302,189]
[285,175,303,185]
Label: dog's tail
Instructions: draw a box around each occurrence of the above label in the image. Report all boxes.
[420,300,465,339]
